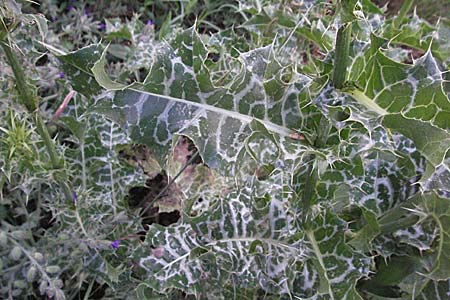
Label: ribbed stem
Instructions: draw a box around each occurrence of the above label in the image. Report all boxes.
[332,23,352,89]
[1,27,72,203]
[301,161,318,224]
[0,40,37,112]
[34,114,62,168]
[379,214,420,234]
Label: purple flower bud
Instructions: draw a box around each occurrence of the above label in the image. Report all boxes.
[84,7,91,16]
[146,19,154,26]
[58,71,65,79]
[72,192,77,205]
[67,5,73,11]
[110,240,120,249]
[98,23,106,30]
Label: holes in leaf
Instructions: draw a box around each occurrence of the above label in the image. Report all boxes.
[128,172,181,227]
[255,165,274,181]
[153,211,181,226]
[38,208,56,231]
[400,45,425,64]
[138,67,148,82]
[60,138,78,149]
[281,69,292,84]
[35,54,49,66]
[207,51,220,63]
[127,186,151,207]
[127,137,203,228]
[309,43,326,60]
[384,45,425,65]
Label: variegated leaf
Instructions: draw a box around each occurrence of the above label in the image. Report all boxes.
[133,186,305,297]
[93,29,313,175]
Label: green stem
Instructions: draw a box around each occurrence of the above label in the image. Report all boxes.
[393,0,414,29]
[300,118,330,224]
[0,40,37,112]
[332,23,352,89]
[301,162,318,224]
[351,207,420,246]
[35,114,62,168]
[379,214,420,234]
[0,30,72,203]
[370,201,420,235]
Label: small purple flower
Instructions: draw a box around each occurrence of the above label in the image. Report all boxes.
[98,23,106,30]
[146,19,154,26]
[67,5,73,11]
[58,71,65,79]
[110,240,120,249]
[84,6,91,16]
[72,192,78,205]
[275,160,285,169]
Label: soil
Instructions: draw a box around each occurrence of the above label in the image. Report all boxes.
[372,0,404,14]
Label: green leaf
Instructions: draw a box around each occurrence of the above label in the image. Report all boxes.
[415,192,450,281]
[63,112,146,221]
[57,44,103,97]
[348,209,380,252]
[342,35,450,176]
[91,46,132,91]
[420,157,450,195]
[371,256,419,286]
[134,189,370,298]
[105,261,123,283]
[358,48,450,131]
[381,15,450,67]
[296,211,370,300]
[383,115,450,167]
[158,11,172,40]
[133,187,305,296]
[418,279,450,300]
[93,29,311,175]
[104,19,133,41]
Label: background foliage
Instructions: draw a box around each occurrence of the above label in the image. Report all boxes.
[0,0,449,299]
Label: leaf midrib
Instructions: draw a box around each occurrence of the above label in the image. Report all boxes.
[129,86,301,139]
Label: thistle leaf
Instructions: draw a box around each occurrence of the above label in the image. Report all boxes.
[93,29,312,175]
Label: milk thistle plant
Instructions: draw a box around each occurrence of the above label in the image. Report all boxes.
[0,0,449,299]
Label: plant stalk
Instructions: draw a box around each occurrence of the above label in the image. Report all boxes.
[35,114,62,168]
[301,162,318,224]
[300,117,331,224]
[332,22,352,89]
[393,0,414,29]
[0,40,37,112]
[379,214,420,234]
[0,29,72,203]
